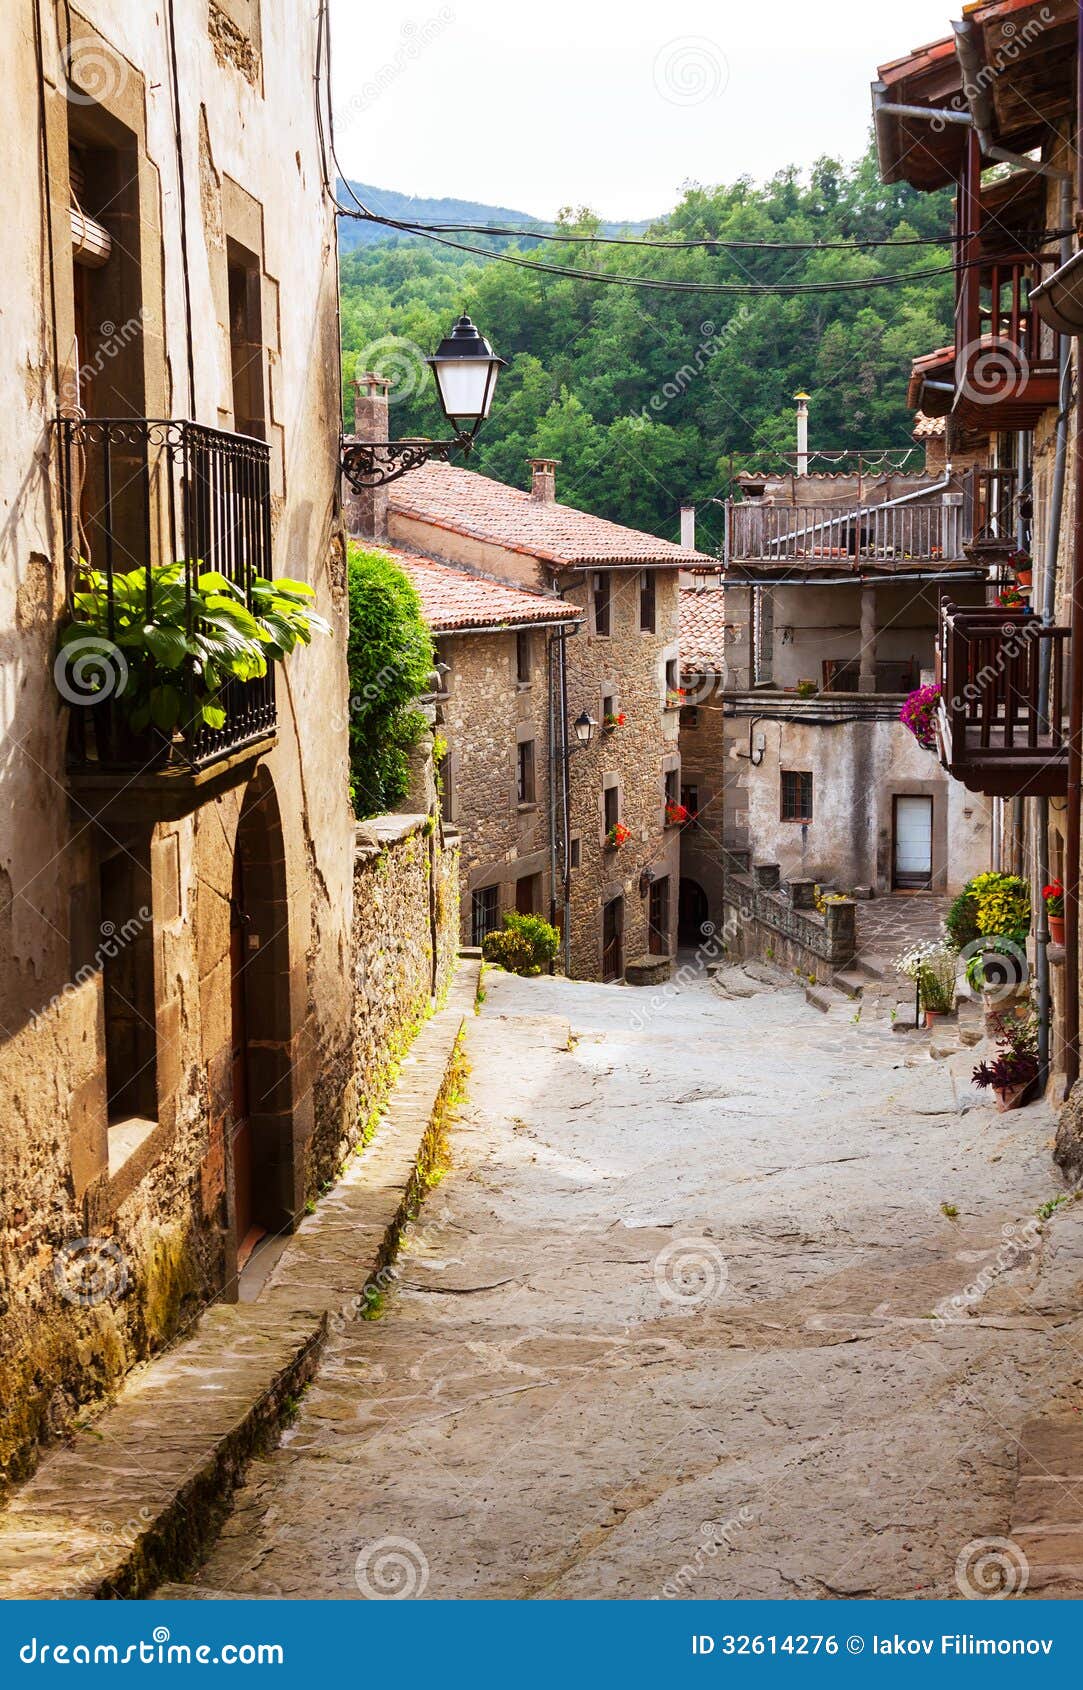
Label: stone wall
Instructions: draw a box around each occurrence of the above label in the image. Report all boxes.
[677,677,729,934]
[347,816,461,1170]
[722,865,856,983]
[437,629,555,940]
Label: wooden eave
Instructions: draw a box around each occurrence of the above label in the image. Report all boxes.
[874,36,966,189]
[960,0,1076,149]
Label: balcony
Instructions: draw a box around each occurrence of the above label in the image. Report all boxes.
[953,252,1061,431]
[725,495,972,576]
[936,603,1070,798]
[55,417,277,824]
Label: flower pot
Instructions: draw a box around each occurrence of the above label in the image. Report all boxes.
[1014,568,1033,588]
[924,1008,950,1028]
[994,1082,1030,1112]
[1049,914,1065,946]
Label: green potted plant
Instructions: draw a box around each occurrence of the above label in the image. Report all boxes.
[602,710,626,734]
[898,941,957,1026]
[605,822,631,851]
[57,561,329,759]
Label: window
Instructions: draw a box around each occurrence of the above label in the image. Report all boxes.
[517,740,536,805]
[516,630,532,684]
[681,784,699,824]
[515,873,540,915]
[602,692,615,721]
[569,836,581,870]
[471,885,499,946]
[640,570,656,633]
[680,704,699,729]
[603,785,619,835]
[664,768,679,807]
[780,770,813,823]
[593,572,611,636]
[99,846,156,1124]
[665,658,678,693]
[227,240,265,439]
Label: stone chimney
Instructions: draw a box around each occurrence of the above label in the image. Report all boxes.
[680,505,696,549]
[794,390,810,477]
[528,457,558,503]
[344,372,392,541]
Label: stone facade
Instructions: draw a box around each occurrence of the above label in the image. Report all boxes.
[0,1,359,1488]
[721,865,857,983]
[436,629,558,942]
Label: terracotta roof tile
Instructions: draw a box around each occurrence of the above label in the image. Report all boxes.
[388,461,716,568]
[679,588,730,671]
[386,548,579,634]
[911,411,946,439]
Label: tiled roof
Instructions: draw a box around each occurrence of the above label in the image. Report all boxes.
[680,588,730,671]
[387,548,579,634]
[388,461,716,568]
[912,411,946,440]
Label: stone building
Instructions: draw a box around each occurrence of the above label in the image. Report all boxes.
[676,583,731,940]
[344,379,718,979]
[872,0,1083,1114]
[389,550,581,946]
[0,1,359,1486]
[717,443,993,908]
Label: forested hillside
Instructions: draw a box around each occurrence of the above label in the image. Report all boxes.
[339,148,954,542]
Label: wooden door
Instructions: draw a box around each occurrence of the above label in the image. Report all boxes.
[602,896,624,982]
[648,876,669,955]
[230,856,258,1267]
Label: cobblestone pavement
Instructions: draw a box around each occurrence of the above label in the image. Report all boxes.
[175,964,1082,1602]
[854,893,950,965]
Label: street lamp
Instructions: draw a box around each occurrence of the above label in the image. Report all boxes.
[341,314,506,490]
[572,711,597,749]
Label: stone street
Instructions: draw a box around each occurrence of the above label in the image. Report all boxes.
[173,964,1083,1601]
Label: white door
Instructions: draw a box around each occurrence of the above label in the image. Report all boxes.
[894,796,933,889]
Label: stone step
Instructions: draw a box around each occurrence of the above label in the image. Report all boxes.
[0,960,480,1601]
[832,969,866,1000]
[805,982,850,1015]
[855,952,893,983]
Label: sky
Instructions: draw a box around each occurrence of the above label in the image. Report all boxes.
[329,0,958,221]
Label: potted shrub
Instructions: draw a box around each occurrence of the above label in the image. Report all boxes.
[899,682,940,750]
[898,941,957,1026]
[605,822,631,851]
[665,800,690,827]
[1044,880,1065,946]
[602,710,626,734]
[972,1014,1040,1111]
[954,871,1031,994]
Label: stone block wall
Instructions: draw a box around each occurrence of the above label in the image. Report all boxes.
[722,865,856,983]
[348,815,461,1166]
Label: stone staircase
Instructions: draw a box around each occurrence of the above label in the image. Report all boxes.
[805,951,984,1054]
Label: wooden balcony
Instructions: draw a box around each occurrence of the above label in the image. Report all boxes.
[55,417,277,826]
[936,603,1070,799]
[726,492,975,576]
[953,252,1061,430]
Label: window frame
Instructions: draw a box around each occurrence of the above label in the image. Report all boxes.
[471,885,500,946]
[517,739,536,806]
[515,629,532,685]
[780,769,814,824]
[640,570,657,634]
[593,571,611,637]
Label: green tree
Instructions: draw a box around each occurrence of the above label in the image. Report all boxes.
[345,546,434,818]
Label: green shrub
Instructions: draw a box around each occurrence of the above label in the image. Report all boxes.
[346,545,434,817]
[481,912,560,977]
[944,888,980,952]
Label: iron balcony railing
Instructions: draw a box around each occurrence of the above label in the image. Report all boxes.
[56,416,277,771]
[936,602,1070,797]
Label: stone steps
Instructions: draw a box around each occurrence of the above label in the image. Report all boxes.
[0,960,480,1601]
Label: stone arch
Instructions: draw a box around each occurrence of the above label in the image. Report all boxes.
[678,877,710,945]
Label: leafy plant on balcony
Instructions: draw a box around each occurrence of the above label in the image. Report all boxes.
[899,682,940,750]
[605,822,631,850]
[665,800,690,827]
[58,561,328,736]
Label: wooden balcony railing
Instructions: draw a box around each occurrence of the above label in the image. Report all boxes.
[953,251,1061,427]
[936,603,1070,798]
[56,417,277,788]
[726,498,965,568]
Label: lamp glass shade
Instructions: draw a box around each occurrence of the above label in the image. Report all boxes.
[573,711,596,746]
[428,314,506,427]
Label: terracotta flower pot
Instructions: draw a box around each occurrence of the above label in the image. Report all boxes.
[1049,914,1065,946]
[994,1082,1029,1112]
[1014,568,1032,588]
[924,1008,949,1028]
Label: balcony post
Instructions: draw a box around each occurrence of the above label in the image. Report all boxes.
[858,584,877,693]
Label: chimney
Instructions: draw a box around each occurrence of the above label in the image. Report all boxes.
[680,505,696,550]
[794,390,810,477]
[528,457,558,503]
[344,371,392,541]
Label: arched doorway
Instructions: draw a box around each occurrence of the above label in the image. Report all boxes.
[230,768,296,1273]
[678,878,710,945]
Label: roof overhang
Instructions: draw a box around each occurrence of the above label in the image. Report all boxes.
[872,36,967,189]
